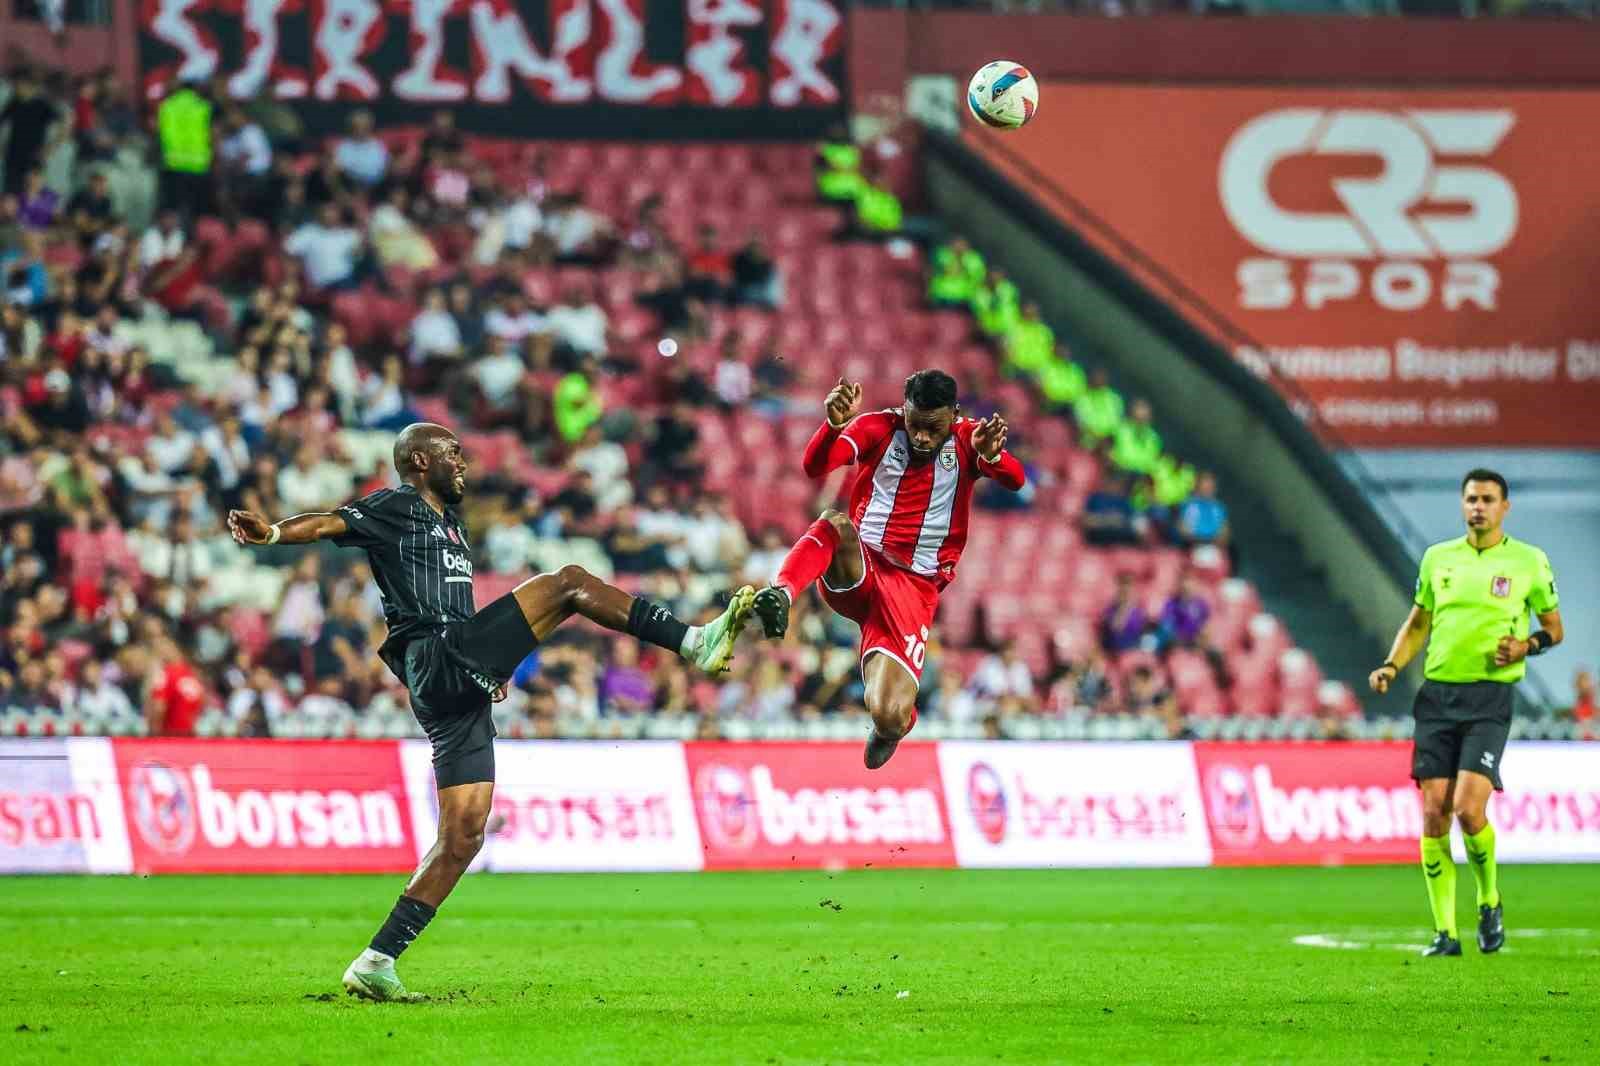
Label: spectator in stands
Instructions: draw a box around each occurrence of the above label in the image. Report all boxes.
[277,442,353,512]
[971,638,1035,704]
[1124,663,1178,722]
[1154,573,1211,652]
[66,657,136,722]
[137,208,185,274]
[927,238,982,310]
[284,204,365,294]
[568,424,633,514]
[145,637,206,736]
[471,334,528,425]
[2,70,62,197]
[1567,669,1595,723]
[553,367,604,445]
[641,403,703,487]
[155,77,215,216]
[973,268,1020,339]
[600,640,653,716]
[1081,470,1143,546]
[686,224,733,303]
[1110,398,1163,475]
[369,185,439,272]
[1100,573,1149,655]
[1003,302,1055,379]
[730,233,782,308]
[545,285,608,360]
[544,192,613,264]
[216,106,273,221]
[17,167,58,231]
[713,332,753,410]
[484,289,545,347]
[408,287,463,371]
[65,169,117,250]
[334,109,389,189]
[1177,471,1231,550]
[1073,367,1124,446]
[686,493,748,574]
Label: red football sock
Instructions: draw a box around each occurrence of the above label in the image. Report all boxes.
[776,518,840,603]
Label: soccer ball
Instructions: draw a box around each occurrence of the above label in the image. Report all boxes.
[966,61,1038,131]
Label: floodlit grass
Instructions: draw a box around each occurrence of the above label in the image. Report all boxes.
[6,866,1599,1064]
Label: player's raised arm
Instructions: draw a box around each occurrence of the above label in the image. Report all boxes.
[802,377,875,477]
[227,508,348,546]
[972,414,1026,490]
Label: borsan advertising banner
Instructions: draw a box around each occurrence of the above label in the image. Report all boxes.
[937,742,1212,868]
[111,739,417,874]
[684,742,956,870]
[1488,743,1600,863]
[1193,742,1422,866]
[0,738,131,875]
[139,0,846,138]
[401,740,704,872]
[971,85,1600,446]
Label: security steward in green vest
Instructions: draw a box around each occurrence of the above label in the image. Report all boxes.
[158,79,216,216]
[1370,468,1563,960]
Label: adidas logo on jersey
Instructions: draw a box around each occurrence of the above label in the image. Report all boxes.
[431,525,447,539]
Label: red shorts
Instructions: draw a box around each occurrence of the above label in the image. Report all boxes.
[818,542,940,688]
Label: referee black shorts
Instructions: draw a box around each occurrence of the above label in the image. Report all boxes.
[402,593,538,789]
[1410,679,1513,791]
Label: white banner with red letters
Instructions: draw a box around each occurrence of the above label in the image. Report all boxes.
[3,738,1599,873]
[937,741,1214,868]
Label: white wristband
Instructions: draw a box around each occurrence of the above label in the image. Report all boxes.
[266,523,282,545]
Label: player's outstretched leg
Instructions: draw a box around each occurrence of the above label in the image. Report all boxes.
[1417,777,1462,957]
[344,780,494,1001]
[515,564,754,676]
[862,652,918,770]
[755,512,859,639]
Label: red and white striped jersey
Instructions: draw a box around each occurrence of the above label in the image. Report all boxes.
[821,409,1025,590]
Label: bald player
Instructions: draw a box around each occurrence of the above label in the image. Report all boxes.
[228,423,756,1000]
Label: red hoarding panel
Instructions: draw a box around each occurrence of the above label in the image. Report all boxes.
[1193,742,1422,866]
[972,85,1600,446]
[684,742,956,871]
[113,739,416,874]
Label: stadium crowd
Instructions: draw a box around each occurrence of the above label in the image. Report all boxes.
[3,65,1586,743]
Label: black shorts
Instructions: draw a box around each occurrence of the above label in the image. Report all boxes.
[401,593,536,789]
[1410,679,1513,791]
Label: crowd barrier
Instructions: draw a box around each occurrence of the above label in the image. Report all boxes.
[4,738,1598,874]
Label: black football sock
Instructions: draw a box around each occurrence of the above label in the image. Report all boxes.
[626,597,691,656]
[369,895,437,960]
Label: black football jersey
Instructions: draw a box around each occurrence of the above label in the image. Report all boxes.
[333,486,476,664]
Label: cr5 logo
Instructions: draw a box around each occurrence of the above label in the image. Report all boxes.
[1219,109,1518,311]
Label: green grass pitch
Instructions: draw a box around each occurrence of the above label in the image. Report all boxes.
[6,866,1598,1064]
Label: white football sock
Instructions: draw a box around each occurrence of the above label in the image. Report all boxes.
[679,625,702,659]
[355,948,395,971]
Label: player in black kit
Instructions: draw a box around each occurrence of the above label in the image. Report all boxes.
[227,423,756,1000]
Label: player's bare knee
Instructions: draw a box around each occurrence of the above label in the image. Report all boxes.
[821,510,857,545]
[870,699,915,739]
[555,563,591,603]
[1453,803,1488,835]
[441,822,485,866]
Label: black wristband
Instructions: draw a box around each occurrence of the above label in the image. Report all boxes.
[1381,660,1397,673]
[1527,631,1552,655]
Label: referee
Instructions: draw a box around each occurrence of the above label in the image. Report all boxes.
[1369,469,1562,958]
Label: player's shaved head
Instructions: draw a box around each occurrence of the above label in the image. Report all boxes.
[393,422,456,476]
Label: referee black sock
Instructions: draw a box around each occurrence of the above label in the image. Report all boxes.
[369,895,437,960]
[626,597,690,656]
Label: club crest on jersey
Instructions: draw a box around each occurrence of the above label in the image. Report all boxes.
[940,448,957,471]
[1491,576,1511,598]
[447,526,461,545]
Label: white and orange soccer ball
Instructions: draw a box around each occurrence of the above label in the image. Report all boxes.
[966,61,1039,131]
